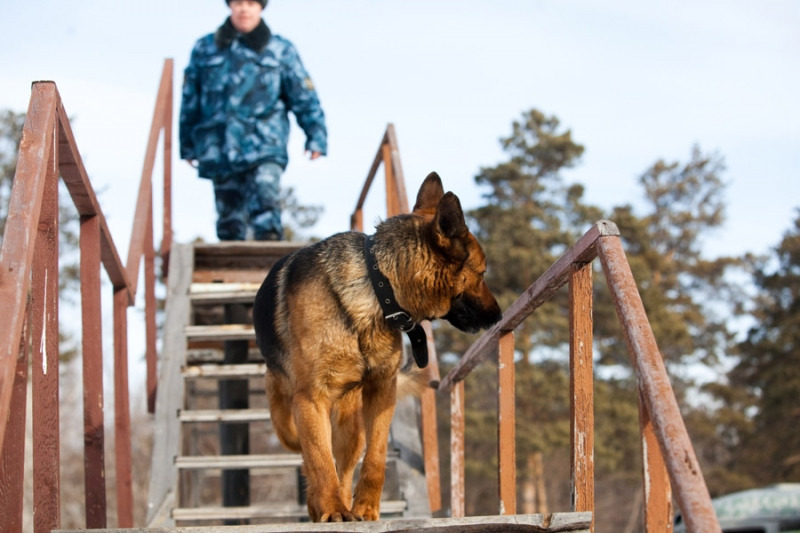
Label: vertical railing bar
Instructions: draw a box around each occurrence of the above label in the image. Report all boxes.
[145,188,158,414]
[161,58,174,268]
[383,141,398,217]
[597,235,720,533]
[32,120,61,533]
[384,124,409,214]
[639,389,673,531]
[113,286,134,527]
[126,60,171,297]
[450,380,465,518]
[80,214,107,528]
[569,262,595,532]
[0,297,31,533]
[497,331,516,515]
[420,321,442,512]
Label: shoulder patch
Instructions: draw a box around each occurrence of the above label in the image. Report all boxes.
[304,77,315,91]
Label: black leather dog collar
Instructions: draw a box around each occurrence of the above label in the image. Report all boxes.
[364,234,429,368]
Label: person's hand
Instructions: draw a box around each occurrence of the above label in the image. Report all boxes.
[306,151,322,161]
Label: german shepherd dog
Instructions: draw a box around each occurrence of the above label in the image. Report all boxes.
[253,172,502,522]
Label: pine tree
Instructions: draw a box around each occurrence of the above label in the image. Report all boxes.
[727,212,800,484]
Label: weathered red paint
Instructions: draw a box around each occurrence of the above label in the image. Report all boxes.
[451,380,465,518]
[32,132,61,533]
[437,221,720,531]
[570,262,594,532]
[81,214,107,528]
[498,331,516,515]
[0,76,158,530]
[598,235,720,533]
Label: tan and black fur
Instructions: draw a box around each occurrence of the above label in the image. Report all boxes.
[253,172,502,522]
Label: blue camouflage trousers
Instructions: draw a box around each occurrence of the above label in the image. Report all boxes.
[212,161,284,241]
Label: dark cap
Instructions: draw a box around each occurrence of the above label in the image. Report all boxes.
[226,0,268,7]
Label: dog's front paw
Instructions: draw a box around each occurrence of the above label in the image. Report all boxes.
[309,497,361,523]
[351,498,380,521]
[319,510,362,523]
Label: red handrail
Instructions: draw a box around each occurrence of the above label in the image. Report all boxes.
[127,58,173,413]
[0,58,173,530]
[437,220,721,532]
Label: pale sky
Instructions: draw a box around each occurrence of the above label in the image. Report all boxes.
[2,2,799,390]
[2,1,797,260]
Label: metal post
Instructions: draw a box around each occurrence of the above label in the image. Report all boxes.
[220,303,250,524]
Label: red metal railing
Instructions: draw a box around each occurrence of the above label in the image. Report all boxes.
[437,221,722,532]
[127,58,174,413]
[349,124,443,514]
[0,59,173,532]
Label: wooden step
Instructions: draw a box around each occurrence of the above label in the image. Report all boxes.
[190,282,260,305]
[172,500,409,522]
[176,453,303,470]
[185,324,255,342]
[182,363,266,379]
[55,511,593,532]
[178,408,271,423]
[176,450,402,471]
[192,241,306,284]
[186,347,263,364]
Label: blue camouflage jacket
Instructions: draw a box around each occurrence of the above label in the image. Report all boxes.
[179,18,327,179]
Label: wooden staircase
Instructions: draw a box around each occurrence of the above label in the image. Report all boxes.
[143,241,429,529]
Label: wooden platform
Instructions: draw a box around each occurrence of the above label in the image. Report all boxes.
[54,511,592,533]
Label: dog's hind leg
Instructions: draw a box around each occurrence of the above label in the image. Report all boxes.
[351,374,398,521]
[265,372,300,451]
[331,390,365,509]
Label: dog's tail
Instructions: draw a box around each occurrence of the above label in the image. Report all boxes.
[397,365,431,399]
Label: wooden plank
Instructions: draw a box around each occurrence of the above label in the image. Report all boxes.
[160,59,174,267]
[192,269,271,284]
[182,363,266,379]
[384,123,410,216]
[175,453,303,470]
[179,408,271,423]
[450,381,465,518]
[0,299,31,533]
[420,322,442,512]
[113,287,134,527]
[55,511,593,532]
[437,221,619,392]
[191,291,259,305]
[190,282,260,305]
[569,263,594,532]
[185,324,255,342]
[81,214,107,528]
[639,390,673,532]
[32,135,61,533]
[172,500,408,521]
[145,202,158,414]
[193,241,306,257]
[497,331,516,515]
[146,244,193,527]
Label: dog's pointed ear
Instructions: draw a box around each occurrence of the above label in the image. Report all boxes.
[432,192,469,259]
[413,172,445,216]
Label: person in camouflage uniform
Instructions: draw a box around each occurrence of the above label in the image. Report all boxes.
[179,0,327,241]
